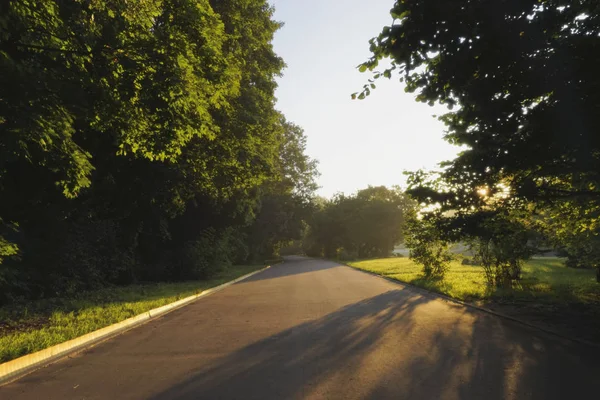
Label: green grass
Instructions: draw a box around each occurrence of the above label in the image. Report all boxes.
[347,257,600,305]
[0,264,264,363]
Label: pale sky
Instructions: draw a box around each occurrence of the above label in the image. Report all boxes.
[271,0,461,198]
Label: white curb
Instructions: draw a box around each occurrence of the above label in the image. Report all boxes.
[0,265,271,385]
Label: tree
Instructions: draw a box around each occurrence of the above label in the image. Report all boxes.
[358,0,600,281]
[0,0,242,289]
[304,186,412,260]
[0,0,299,302]
[245,118,319,260]
[535,199,600,280]
[360,0,600,202]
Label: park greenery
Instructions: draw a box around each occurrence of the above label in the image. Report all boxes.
[347,257,600,307]
[355,0,600,286]
[1,0,600,359]
[0,0,318,305]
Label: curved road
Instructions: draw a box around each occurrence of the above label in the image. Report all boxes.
[2,257,599,399]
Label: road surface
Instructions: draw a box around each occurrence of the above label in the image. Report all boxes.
[2,256,599,399]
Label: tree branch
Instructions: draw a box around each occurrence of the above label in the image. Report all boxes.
[14,42,91,55]
[541,187,600,197]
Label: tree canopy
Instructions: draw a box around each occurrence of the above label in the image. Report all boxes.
[359,0,600,281]
[0,0,318,303]
[359,0,599,204]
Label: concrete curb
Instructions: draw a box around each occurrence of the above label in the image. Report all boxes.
[332,260,600,350]
[0,265,270,386]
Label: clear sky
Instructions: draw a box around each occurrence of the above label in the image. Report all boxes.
[270,0,461,198]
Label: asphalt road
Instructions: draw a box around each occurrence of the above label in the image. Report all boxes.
[2,256,600,399]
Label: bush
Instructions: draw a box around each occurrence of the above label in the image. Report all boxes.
[563,242,599,270]
[468,216,533,288]
[54,218,137,294]
[409,241,452,278]
[404,213,451,279]
[177,228,234,280]
[336,247,358,261]
[224,230,250,265]
[565,256,594,269]
[472,238,522,288]
[563,246,600,283]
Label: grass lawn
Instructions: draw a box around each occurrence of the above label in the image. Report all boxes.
[0,264,264,363]
[347,257,600,306]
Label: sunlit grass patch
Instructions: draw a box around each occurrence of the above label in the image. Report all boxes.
[347,257,600,305]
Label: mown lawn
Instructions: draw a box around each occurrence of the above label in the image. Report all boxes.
[347,257,600,305]
[0,264,264,363]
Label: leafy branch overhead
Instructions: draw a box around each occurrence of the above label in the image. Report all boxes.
[359,0,600,282]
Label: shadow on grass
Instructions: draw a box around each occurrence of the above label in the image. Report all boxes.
[147,288,600,400]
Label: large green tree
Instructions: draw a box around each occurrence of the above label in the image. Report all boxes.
[0,0,296,301]
[360,0,599,203]
[359,0,600,279]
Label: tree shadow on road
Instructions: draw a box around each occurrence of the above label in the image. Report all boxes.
[149,289,600,400]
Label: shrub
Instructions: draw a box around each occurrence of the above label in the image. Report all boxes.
[468,216,533,288]
[224,229,250,265]
[55,218,136,294]
[336,247,358,261]
[404,212,451,279]
[177,228,234,280]
[563,241,599,270]
[563,244,600,282]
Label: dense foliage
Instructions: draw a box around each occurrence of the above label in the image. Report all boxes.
[403,210,452,279]
[0,0,318,304]
[360,0,600,282]
[304,186,413,260]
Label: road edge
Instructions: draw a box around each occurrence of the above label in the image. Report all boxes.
[0,265,271,386]
[332,259,600,350]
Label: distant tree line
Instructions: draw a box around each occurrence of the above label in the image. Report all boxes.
[303,186,414,260]
[0,0,318,304]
